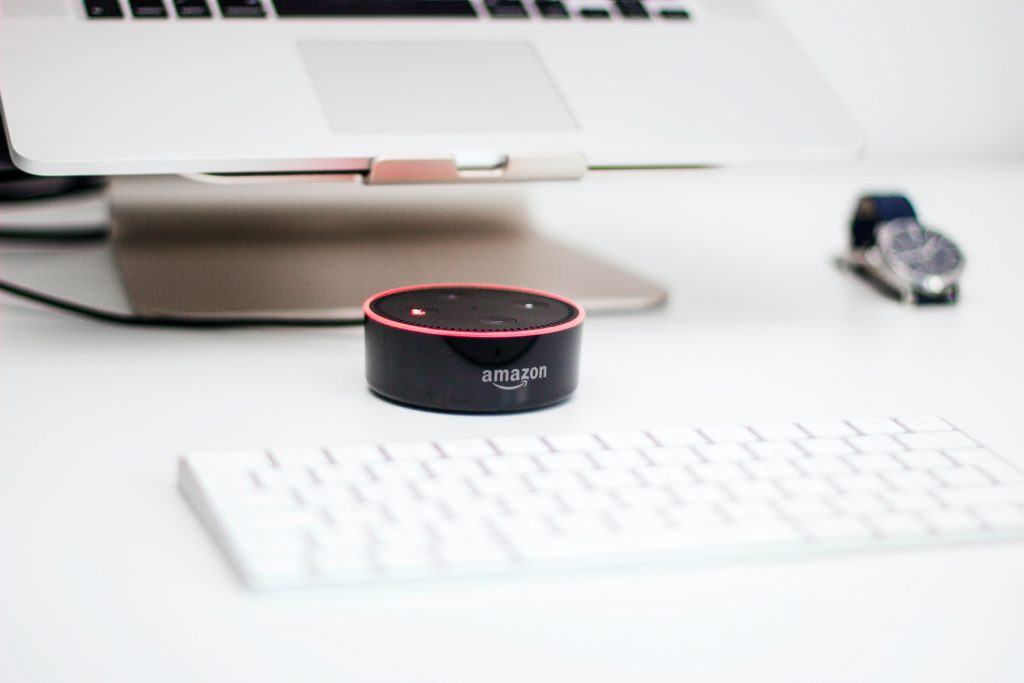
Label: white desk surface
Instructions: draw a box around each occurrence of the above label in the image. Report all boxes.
[2,161,1023,683]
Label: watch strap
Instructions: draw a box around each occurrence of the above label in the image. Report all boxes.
[851,194,917,249]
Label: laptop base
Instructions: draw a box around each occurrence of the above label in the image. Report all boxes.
[108,175,666,321]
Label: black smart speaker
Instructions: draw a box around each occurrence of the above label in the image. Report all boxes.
[363,283,584,413]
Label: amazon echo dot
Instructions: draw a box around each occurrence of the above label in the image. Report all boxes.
[363,284,584,413]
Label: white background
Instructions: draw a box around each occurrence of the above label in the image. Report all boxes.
[770,0,1024,159]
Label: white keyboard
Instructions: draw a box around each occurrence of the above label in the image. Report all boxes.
[178,417,1024,589]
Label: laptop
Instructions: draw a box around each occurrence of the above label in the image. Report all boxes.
[0,0,861,179]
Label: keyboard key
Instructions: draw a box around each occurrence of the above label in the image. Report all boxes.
[797,455,850,476]
[579,7,611,19]
[414,477,473,498]
[219,0,265,17]
[381,441,440,460]
[897,416,953,432]
[559,488,616,511]
[635,465,694,485]
[830,493,887,515]
[535,0,568,18]
[829,472,888,494]
[327,443,383,462]
[437,438,494,458]
[750,423,806,440]
[690,461,747,482]
[866,512,929,537]
[798,438,855,457]
[881,469,939,490]
[642,445,701,466]
[173,0,211,16]
[724,479,782,500]
[777,476,834,497]
[583,468,638,489]
[897,450,952,469]
[974,506,1024,529]
[356,480,418,502]
[897,431,976,451]
[544,433,602,452]
[527,471,587,492]
[425,457,484,477]
[537,450,592,471]
[485,0,527,18]
[748,440,804,459]
[482,454,539,474]
[668,482,728,504]
[84,0,124,17]
[695,443,752,462]
[491,435,548,455]
[615,0,649,19]
[935,484,1024,507]
[931,466,991,488]
[668,502,724,524]
[130,0,168,16]
[610,506,671,529]
[975,460,1024,484]
[590,448,648,468]
[502,492,562,515]
[920,509,982,533]
[775,497,833,519]
[311,462,372,485]
[368,460,427,480]
[614,486,673,507]
[441,495,504,517]
[882,489,941,512]
[474,474,531,495]
[799,420,856,438]
[274,0,476,16]
[848,418,905,435]
[845,452,903,473]
[743,459,801,479]
[720,500,777,520]
[700,425,758,443]
[847,435,904,453]
[598,431,655,449]
[800,516,874,541]
[649,427,706,446]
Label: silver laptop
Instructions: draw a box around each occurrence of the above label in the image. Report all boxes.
[0,0,861,178]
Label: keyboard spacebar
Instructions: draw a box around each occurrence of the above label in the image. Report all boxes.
[274,0,478,16]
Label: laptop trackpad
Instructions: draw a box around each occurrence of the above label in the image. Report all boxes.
[298,42,578,135]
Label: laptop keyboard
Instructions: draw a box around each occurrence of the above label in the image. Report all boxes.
[178,417,1024,588]
[85,0,692,21]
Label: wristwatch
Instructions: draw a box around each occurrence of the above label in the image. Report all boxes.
[842,194,964,304]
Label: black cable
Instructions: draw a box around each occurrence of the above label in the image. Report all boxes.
[0,225,109,241]
[0,277,364,328]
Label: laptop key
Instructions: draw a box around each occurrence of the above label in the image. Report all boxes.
[219,0,266,17]
[579,7,611,19]
[535,0,568,18]
[615,1,649,19]
[485,0,528,18]
[174,0,212,16]
[274,0,477,16]
[660,8,690,20]
[84,0,124,17]
[130,0,169,16]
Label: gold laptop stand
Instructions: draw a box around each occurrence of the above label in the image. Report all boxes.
[108,175,666,321]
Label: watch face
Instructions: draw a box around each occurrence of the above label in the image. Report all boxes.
[877,218,964,291]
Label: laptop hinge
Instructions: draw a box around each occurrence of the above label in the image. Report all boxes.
[365,152,587,185]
